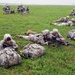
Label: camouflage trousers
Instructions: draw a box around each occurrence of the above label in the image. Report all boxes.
[17,35,46,45]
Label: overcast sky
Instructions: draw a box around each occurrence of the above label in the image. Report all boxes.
[0,0,75,5]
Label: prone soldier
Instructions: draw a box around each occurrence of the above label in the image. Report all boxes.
[16,30,48,45]
[0,34,18,50]
[51,29,70,47]
[70,9,75,16]
[55,16,69,22]
[51,21,74,26]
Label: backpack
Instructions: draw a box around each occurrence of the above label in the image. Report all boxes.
[0,47,21,68]
[21,43,45,59]
[67,30,75,40]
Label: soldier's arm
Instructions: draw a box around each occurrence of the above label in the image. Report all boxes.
[0,40,4,50]
[12,40,18,50]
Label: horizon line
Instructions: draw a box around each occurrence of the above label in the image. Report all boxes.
[0,3,75,6]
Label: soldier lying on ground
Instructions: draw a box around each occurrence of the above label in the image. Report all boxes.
[51,29,71,47]
[16,29,74,47]
[54,16,69,22]
[42,29,69,46]
[44,29,75,46]
[16,30,48,45]
[70,9,75,16]
[42,29,54,45]
[0,34,18,50]
[50,21,74,26]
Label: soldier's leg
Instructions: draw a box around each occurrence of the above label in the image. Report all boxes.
[16,35,30,40]
[54,23,61,26]
[54,23,58,26]
[55,18,63,22]
[55,20,60,22]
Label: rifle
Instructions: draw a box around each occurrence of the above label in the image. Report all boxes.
[67,43,75,46]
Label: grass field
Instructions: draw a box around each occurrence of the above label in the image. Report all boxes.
[0,5,75,75]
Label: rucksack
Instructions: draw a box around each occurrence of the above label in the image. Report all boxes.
[21,43,45,59]
[67,30,75,40]
[0,47,21,68]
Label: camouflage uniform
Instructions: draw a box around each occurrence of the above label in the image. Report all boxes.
[70,10,75,16]
[16,33,47,45]
[51,29,69,46]
[26,6,29,14]
[42,29,54,45]
[17,29,55,45]
[3,5,15,14]
[0,34,21,68]
[0,34,18,50]
[55,16,69,22]
[53,21,73,26]
[17,5,25,14]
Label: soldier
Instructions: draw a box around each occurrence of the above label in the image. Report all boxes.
[0,34,18,50]
[42,29,54,45]
[16,30,47,45]
[70,9,75,16]
[51,21,74,26]
[3,5,15,14]
[55,16,69,22]
[51,29,70,46]
[17,5,25,14]
[3,5,10,11]
[3,5,10,14]
[26,6,29,14]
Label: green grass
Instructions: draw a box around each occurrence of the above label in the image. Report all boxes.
[0,5,75,75]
